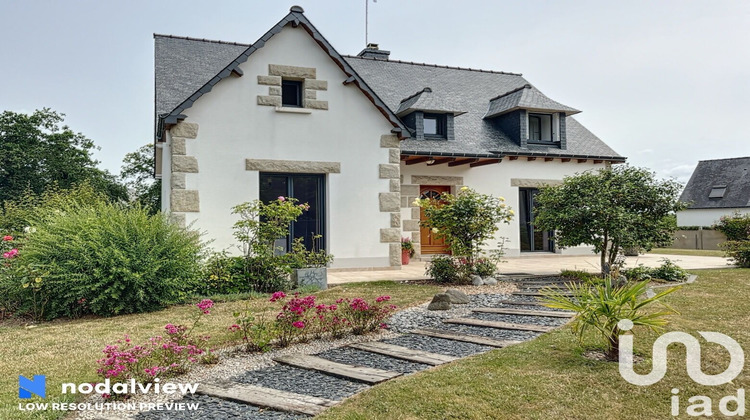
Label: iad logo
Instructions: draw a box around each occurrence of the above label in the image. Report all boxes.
[618,319,746,417]
[617,319,744,386]
[19,375,46,399]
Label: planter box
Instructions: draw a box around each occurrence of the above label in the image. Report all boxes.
[292,267,328,290]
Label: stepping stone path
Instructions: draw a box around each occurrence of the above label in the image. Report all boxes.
[135,276,576,419]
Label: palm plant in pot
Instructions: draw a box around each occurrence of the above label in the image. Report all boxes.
[287,235,334,290]
[401,237,415,265]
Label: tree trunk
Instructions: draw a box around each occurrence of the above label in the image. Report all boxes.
[600,236,609,276]
[607,330,620,361]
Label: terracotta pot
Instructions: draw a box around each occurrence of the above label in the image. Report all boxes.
[401,249,410,265]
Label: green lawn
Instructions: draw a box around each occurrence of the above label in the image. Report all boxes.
[319,268,750,420]
[649,248,726,257]
[0,281,441,420]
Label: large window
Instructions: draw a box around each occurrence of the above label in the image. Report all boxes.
[519,188,554,252]
[528,113,553,142]
[259,173,325,252]
[281,80,303,107]
[423,113,447,138]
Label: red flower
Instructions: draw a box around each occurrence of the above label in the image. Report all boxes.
[2,235,13,241]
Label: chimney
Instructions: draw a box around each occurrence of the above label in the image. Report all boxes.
[357,43,390,60]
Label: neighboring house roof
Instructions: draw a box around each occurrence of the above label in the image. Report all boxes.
[344,56,623,160]
[154,6,408,138]
[680,157,750,209]
[484,84,580,118]
[396,87,466,116]
[154,6,623,161]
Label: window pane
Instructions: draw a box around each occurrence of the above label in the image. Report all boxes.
[529,114,552,141]
[281,81,301,107]
[424,118,437,135]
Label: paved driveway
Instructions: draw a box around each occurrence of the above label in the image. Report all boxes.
[328,253,732,285]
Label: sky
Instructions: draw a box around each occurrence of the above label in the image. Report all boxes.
[1,0,748,183]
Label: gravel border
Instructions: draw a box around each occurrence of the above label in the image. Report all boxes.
[468,312,569,327]
[382,334,493,357]
[315,346,431,374]
[135,394,307,420]
[232,364,368,401]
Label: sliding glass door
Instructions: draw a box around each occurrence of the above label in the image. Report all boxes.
[259,173,325,253]
[519,188,554,252]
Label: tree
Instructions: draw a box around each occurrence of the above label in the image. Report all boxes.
[120,144,161,214]
[534,165,684,275]
[0,108,127,203]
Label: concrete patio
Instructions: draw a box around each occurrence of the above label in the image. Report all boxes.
[328,253,733,285]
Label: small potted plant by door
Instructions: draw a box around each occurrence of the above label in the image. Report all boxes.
[401,237,416,265]
[288,235,334,290]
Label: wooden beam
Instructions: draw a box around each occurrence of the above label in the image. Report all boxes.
[496,299,543,307]
[561,158,571,162]
[509,156,519,161]
[349,342,458,366]
[544,157,554,162]
[410,328,521,348]
[513,291,573,297]
[593,159,603,164]
[405,156,430,165]
[274,355,401,384]
[400,155,409,161]
[444,318,554,333]
[527,157,537,161]
[448,158,478,167]
[470,159,501,168]
[577,159,588,163]
[427,157,454,166]
[472,308,575,318]
[197,383,339,416]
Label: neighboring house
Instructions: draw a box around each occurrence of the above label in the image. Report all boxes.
[677,157,750,227]
[153,6,625,269]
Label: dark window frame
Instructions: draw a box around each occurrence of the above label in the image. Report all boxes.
[423,113,447,138]
[281,80,303,108]
[527,113,556,144]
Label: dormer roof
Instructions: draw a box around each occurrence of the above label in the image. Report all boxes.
[484,84,580,119]
[395,87,466,116]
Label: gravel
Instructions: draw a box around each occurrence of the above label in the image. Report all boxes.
[386,293,514,333]
[382,334,492,357]
[232,364,368,401]
[468,312,569,327]
[316,347,430,374]
[135,394,307,420]
[442,323,541,342]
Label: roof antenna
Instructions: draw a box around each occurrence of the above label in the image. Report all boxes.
[366,0,377,46]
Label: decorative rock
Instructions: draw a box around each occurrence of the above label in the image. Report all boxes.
[427,293,451,311]
[471,275,483,286]
[483,277,498,285]
[445,289,470,304]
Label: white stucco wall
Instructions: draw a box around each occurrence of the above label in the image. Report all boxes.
[400,160,606,257]
[677,208,750,227]
[162,25,396,268]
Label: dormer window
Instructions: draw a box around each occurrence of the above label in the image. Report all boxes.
[709,185,727,199]
[281,80,303,107]
[529,113,553,142]
[423,113,447,138]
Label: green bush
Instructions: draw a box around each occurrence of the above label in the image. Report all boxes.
[649,258,688,282]
[715,213,750,241]
[19,202,204,318]
[198,253,292,295]
[720,241,750,268]
[425,256,461,283]
[559,269,599,283]
[473,258,498,277]
[622,265,652,282]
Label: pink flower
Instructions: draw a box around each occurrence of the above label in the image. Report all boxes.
[165,324,179,335]
[196,299,214,314]
[375,296,391,303]
[3,249,18,259]
[228,324,241,332]
[270,291,287,302]
[277,196,285,201]
[292,321,305,329]
[2,235,12,241]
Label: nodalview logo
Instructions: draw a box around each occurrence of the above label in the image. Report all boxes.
[618,319,746,417]
[19,375,46,399]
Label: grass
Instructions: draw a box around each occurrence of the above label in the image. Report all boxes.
[319,268,750,420]
[648,248,726,257]
[0,281,441,420]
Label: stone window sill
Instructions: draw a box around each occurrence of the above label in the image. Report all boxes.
[275,106,313,114]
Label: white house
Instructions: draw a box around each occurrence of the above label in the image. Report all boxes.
[677,157,750,227]
[153,6,625,269]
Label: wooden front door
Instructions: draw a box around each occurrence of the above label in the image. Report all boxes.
[419,185,451,254]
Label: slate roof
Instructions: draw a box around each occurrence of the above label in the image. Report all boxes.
[680,157,750,209]
[154,34,249,116]
[485,84,580,118]
[153,8,624,161]
[396,87,466,116]
[344,56,623,159]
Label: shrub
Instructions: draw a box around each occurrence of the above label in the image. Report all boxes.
[621,265,652,282]
[715,213,750,241]
[230,304,273,352]
[543,280,679,360]
[20,201,204,318]
[473,257,498,277]
[559,269,600,283]
[720,241,750,268]
[425,255,461,283]
[650,258,688,282]
[339,295,396,335]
